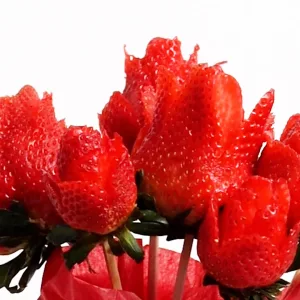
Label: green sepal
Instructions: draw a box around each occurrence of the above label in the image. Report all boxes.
[47,224,80,246]
[139,210,168,225]
[127,222,169,236]
[135,170,144,190]
[0,209,38,237]
[107,236,125,256]
[9,200,28,216]
[38,244,56,269]
[137,193,156,211]
[7,239,46,293]
[115,227,144,263]
[204,275,289,300]
[0,250,28,290]
[63,233,101,270]
[0,236,27,249]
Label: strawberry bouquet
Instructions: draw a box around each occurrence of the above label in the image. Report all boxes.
[0,37,300,300]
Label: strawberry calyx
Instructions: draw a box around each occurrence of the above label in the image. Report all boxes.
[45,170,202,271]
[131,170,200,240]
[203,275,289,300]
[0,201,55,293]
[47,223,144,270]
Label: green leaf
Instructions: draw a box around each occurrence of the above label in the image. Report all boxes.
[216,278,289,300]
[139,210,168,225]
[7,239,45,293]
[128,222,169,236]
[0,251,28,290]
[135,170,144,190]
[63,234,101,270]
[115,227,144,263]
[137,193,156,211]
[47,224,79,246]
[0,237,27,249]
[9,201,28,216]
[166,229,186,241]
[38,244,56,269]
[0,209,38,237]
[107,236,125,256]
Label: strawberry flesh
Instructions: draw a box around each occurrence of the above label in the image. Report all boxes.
[256,114,300,228]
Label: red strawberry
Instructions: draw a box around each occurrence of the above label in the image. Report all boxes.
[0,86,65,225]
[197,176,300,288]
[256,114,300,228]
[132,64,274,224]
[100,37,199,151]
[47,126,137,235]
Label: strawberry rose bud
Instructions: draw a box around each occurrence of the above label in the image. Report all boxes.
[197,176,300,289]
[0,86,65,226]
[257,114,300,228]
[46,126,137,235]
[100,37,199,151]
[132,64,274,224]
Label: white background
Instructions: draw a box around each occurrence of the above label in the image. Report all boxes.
[0,0,299,298]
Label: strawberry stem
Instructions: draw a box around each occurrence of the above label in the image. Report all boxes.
[103,240,122,290]
[148,236,159,300]
[172,234,194,300]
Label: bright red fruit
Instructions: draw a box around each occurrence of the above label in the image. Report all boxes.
[132,64,274,224]
[197,176,300,289]
[46,126,137,235]
[100,37,199,151]
[256,114,300,228]
[0,86,65,225]
[39,243,222,300]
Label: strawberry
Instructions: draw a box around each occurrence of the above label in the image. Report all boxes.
[256,114,300,228]
[100,37,199,151]
[197,176,300,289]
[46,126,137,235]
[0,86,65,225]
[132,64,274,224]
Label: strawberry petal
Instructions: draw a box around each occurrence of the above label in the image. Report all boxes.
[256,141,300,228]
[100,92,141,151]
[231,89,275,164]
[280,114,300,155]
